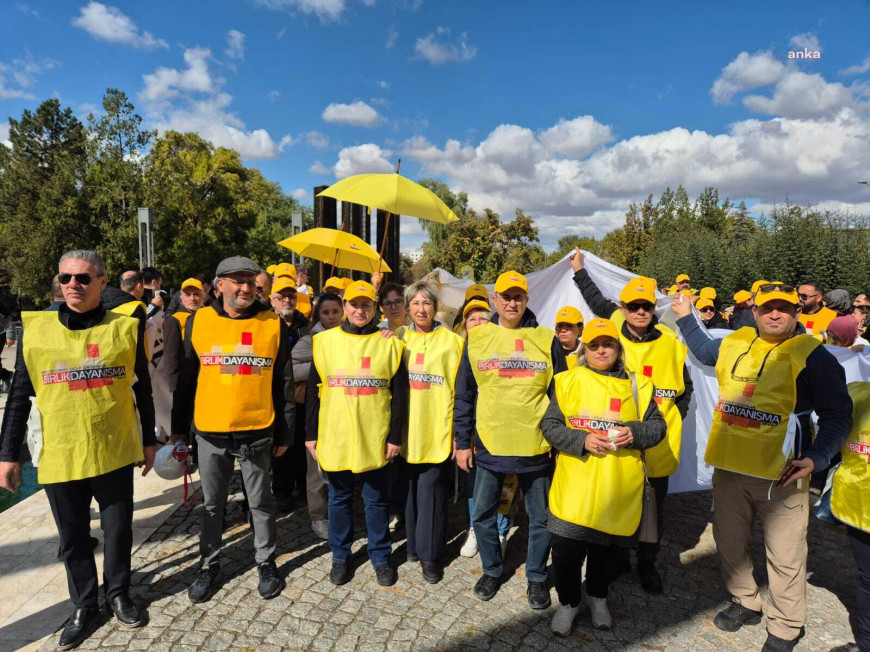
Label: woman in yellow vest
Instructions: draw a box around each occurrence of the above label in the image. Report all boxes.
[554,305,584,368]
[306,281,407,588]
[399,281,465,584]
[831,382,870,652]
[541,318,666,636]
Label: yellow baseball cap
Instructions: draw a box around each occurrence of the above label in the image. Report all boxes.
[494,271,528,294]
[754,282,799,307]
[266,264,277,275]
[462,299,491,319]
[581,318,619,344]
[340,277,354,289]
[344,281,378,302]
[272,277,297,294]
[751,279,770,294]
[699,287,716,301]
[696,298,715,310]
[733,290,752,304]
[554,305,584,325]
[296,292,312,317]
[274,263,296,279]
[676,273,690,283]
[465,284,488,301]
[619,277,656,305]
[667,285,678,295]
[323,277,343,292]
[181,277,203,291]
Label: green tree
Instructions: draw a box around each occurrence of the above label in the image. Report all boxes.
[544,234,604,266]
[415,178,469,249]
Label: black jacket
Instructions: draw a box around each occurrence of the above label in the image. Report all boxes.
[283,309,310,350]
[703,312,730,330]
[171,299,294,446]
[305,320,409,447]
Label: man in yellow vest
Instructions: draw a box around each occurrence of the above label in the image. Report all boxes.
[162,278,205,393]
[454,270,568,609]
[172,256,294,605]
[797,281,837,336]
[0,249,156,650]
[570,249,693,594]
[672,283,852,652]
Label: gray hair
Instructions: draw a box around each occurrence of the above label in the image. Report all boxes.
[403,281,439,312]
[119,270,143,292]
[59,249,106,276]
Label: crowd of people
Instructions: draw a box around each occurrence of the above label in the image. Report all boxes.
[0,247,867,652]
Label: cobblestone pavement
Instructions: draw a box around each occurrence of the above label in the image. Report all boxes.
[38,473,859,651]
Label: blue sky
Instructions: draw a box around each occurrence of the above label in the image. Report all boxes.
[2,0,870,252]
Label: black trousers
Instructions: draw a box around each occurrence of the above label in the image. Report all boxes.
[272,402,307,499]
[551,533,618,604]
[44,464,134,609]
[849,526,870,649]
[405,460,450,562]
[637,474,668,563]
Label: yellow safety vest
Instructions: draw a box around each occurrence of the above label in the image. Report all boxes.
[798,306,837,336]
[621,331,687,478]
[831,382,870,532]
[468,323,553,456]
[22,311,143,484]
[550,365,652,535]
[705,327,819,479]
[565,353,578,369]
[111,299,146,318]
[400,326,464,464]
[190,306,281,433]
[312,327,403,473]
[174,311,191,337]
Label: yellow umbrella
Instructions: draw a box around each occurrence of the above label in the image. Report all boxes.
[277,228,392,274]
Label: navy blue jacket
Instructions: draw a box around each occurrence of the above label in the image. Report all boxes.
[675,315,852,472]
[453,308,565,474]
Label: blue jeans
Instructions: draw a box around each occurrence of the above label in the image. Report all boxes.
[472,466,551,583]
[466,465,509,536]
[326,466,391,567]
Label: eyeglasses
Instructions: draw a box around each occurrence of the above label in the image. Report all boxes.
[497,293,527,305]
[625,302,655,313]
[699,307,715,313]
[223,277,257,288]
[554,323,580,331]
[759,283,795,294]
[798,292,819,300]
[586,340,617,351]
[58,273,101,285]
[272,294,296,302]
[730,336,788,383]
[382,300,403,309]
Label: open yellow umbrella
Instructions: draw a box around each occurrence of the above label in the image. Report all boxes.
[278,228,392,274]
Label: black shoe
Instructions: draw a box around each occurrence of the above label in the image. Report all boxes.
[407,552,419,563]
[761,629,804,652]
[421,561,443,584]
[374,562,397,587]
[57,608,100,651]
[108,594,144,628]
[830,644,867,652]
[637,561,663,594]
[257,561,284,599]
[188,565,220,603]
[473,574,501,601]
[527,581,551,609]
[713,602,762,632]
[329,561,352,586]
[275,494,295,513]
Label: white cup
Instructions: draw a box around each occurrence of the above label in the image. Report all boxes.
[607,428,620,451]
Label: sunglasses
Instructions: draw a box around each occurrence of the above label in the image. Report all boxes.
[758,283,795,294]
[625,302,655,313]
[58,273,101,285]
[586,340,617,351]
[798,292,819,300]
[699,307,715,313]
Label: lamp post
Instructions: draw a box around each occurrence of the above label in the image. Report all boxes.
[137,208,154,268]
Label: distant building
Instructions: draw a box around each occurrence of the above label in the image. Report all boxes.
[406,248,425,263]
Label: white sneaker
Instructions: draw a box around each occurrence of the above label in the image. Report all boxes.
[311,519,328,540]
[460,529,478,558]
[550,603,581,637]
[499,534,508,557]
[587,596,612,630]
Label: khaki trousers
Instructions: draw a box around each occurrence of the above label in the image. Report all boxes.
[712,468,809,641]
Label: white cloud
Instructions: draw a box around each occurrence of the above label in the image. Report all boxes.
[743,71,853,119]
[225,30,246,61]
[252,0,346,23]
[140,48,281,160]
[840,56,870,76]
[279,133,295,149]
[16,4,40,19]
[309,160,330,174]
[0,123,10,148]
[305,131,329,148]
[334,144,393,179]
[370,96,390,108]
[414,28,476,66]
[789,33,821,54]
[266,90,280,102]
[710,51,785,104]
[386,26,398,49]
[539,116,615,158]
[0,51,57,100]
[322,100,380,127]
[291,187,309,200]
[71,2,167,50]
[377,80,389,89]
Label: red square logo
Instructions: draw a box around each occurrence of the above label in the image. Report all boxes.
[643,365,653,378]
[416,353,425,365]
[86,344,100,358]
[241,332,253,346]
[609,398,622,412]
[806,321,814,331]
[742,384,756,398]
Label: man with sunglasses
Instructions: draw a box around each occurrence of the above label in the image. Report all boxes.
[797,281,836,336]
[672,282,852,652]
[454,270,570,609]
[570,248,692,594]
[172,256,294,605]
[0,249,156,650]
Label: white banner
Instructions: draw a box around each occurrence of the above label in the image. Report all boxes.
[426,252,870,493]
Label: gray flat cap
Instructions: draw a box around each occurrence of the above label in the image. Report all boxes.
[215,256,259,277]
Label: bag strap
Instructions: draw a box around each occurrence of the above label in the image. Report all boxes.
[629,371,650,483]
